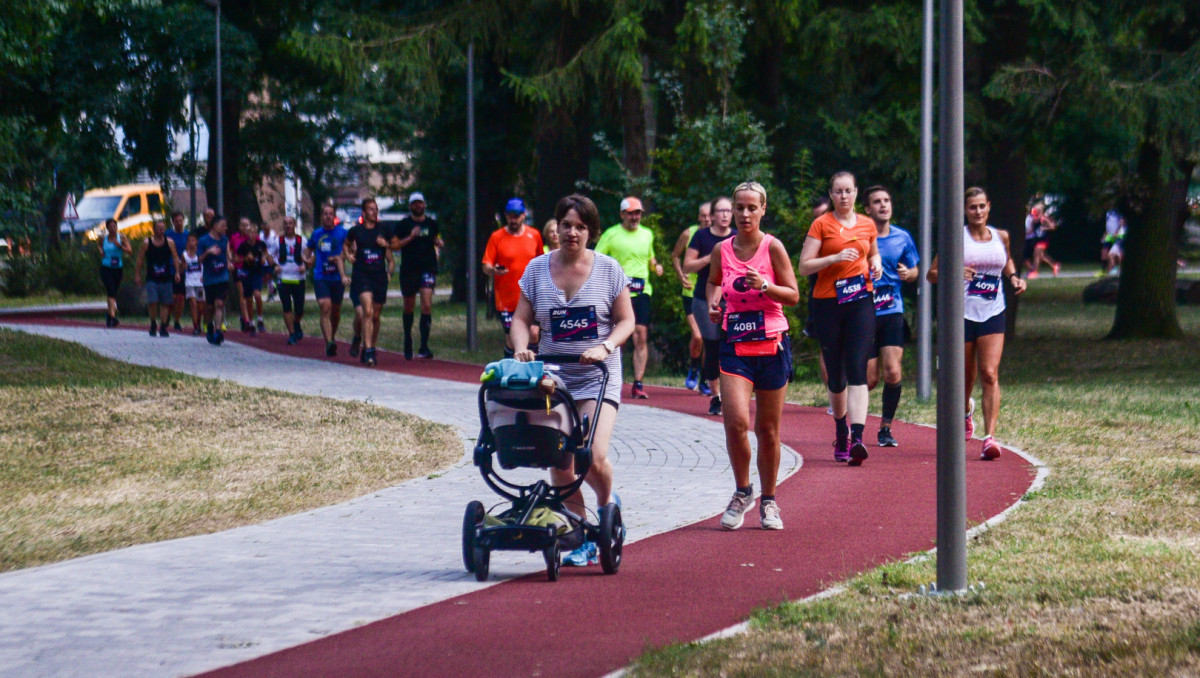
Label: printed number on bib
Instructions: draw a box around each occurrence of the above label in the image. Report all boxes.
[628,277,646,294]
[152,263,168,277]
[212,258,226,273]
[968,274,1001,300]
[364,249,381,266]
[726,310,767,343]
[873,284,896,311]
[836,274,869,304]
[421,272,435,288]
[109,257,120,267]
[550,306,599,342]
[499,311,514,331]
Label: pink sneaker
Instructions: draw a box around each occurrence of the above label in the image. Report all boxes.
[980,436,1002,460]
[1052,263,1061,277]
[833,438,851,462]
[965,398,975,441]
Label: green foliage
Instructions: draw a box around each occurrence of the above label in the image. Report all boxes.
[44,247,103,296]
[1,254,45,298]
[674,0,750,117]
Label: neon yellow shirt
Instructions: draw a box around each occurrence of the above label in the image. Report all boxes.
[682,224,699,294]
[596,223,656,296]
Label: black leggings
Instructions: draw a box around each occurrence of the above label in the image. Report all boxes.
[279,281,305,317]
[812,296,875,392]
[99,266,122,298]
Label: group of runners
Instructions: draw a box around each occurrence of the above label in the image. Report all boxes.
[99,194,443,364]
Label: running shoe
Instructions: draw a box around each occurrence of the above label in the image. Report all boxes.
[286,333,297,346]
[631,382,648,399]
[296,324,304,340]
[848,439,869,466]
[685,368,699,391]
[1027,270,1039,280]
[708,395,722,416]
[149,323,158,337]
[563,541,598,567]
[698,380,712,396]
[241,319,251,332]
[980,436,1002,460]
[1052,263,1061,277]
[206,328,216,345]
[220,321,227,332]
[159,325,169,338]
[359,347,368,364]
[759,499,783,530]
[174,322,182,331]
[256,319,265,333]
[112,317,120,327]
[878,427,898,447]
[417,347,434,360]
[105,316,113,328]
[720,488,755,530]
[404,335,413,360]
[365,348,377,366]
[326,341,337,357]
[833,437,851,462]
[349,336,361,357]
[248,325,257,337]
[826,405,834,416]
[965,397,975,441]
[192,326,202,336]
[215,330,225,345]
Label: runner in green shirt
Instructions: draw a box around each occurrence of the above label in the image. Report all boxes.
[596,196,663,399]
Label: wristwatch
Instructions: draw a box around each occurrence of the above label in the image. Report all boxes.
[760,280,770,292]
[601,340,615,354]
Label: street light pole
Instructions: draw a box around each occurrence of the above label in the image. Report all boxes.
[917,0,935,402]
[207,0,224,218]
[936,0,967,593]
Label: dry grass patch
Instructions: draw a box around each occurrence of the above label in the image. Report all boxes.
[0,330,462,571]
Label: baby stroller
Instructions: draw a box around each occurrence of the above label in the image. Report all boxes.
[463,356,625,582]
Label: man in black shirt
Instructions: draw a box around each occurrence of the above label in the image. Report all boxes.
[394,191,443,359]
[344,197,395,366]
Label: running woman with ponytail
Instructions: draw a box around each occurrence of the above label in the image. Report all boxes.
[926,186,1026,460]
[798,172,882,466]
[708,182,800,530]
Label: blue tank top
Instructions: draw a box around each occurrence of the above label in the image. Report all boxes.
[101,237,124,269]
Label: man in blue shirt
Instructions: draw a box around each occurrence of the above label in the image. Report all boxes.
[197,216,233,345]
[303,204,350,357]
[167,211,190,332]
[864,186,920,447]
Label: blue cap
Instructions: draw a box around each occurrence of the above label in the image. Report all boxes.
[504,198,526,214]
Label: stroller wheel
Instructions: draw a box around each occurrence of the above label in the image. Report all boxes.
[462,501,485,573]
[598,503,624,575]
[472,545,490,582]
[544,542,561,582]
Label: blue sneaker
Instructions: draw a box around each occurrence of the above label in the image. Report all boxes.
[563,541,598,567]
[685,368,699,391]
[698,380,713,396]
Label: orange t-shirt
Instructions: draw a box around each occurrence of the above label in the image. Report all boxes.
[808,212,877,299]
[482,225,544,311]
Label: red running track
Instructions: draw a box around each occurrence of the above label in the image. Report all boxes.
[6,316,1036,678]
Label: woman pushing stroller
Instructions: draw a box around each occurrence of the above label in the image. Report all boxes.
[511,194,636,567]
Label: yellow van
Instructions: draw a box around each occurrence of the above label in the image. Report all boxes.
[62,184,166,242]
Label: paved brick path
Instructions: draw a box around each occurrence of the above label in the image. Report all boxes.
[0,323,799,677]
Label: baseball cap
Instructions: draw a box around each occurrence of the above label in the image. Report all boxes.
[408,192,425,205]
[504,198,526,214]
[620,196,644,213]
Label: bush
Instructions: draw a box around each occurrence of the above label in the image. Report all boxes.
[45,246,103,296]
[0,253,45,298]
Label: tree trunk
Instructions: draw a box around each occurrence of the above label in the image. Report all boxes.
[43,192,68,251]
[1108,137,1185,339]
[984,147,1028,337]
[620,78,649,179]
[533,108,592,232]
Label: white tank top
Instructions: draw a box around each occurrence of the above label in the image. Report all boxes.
[962,225,1007,322]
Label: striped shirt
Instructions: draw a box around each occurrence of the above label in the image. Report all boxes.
[519,251,628,404]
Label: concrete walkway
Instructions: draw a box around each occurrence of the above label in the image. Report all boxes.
[0,322,800,678]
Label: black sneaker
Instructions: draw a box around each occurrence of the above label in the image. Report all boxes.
[878,427,898,447]
[326,341,337,357]
[105,315,113,328]
[174,321,183,331]
[206,328,216,345]
[215,330,225,345]
[417,347,434,359]
[248,325,257,337]
[404,336,414,360]
[708,396,722,416]
[349,335,361,357]
[112,316,120,327]
[286,332,297,346]
[848,439,869,466]
[365,348,377,366]
[295,324,303,339]
[359,346,369,364]
[149,322,157,337]
[159,325,169,338]
[256,319,265,333]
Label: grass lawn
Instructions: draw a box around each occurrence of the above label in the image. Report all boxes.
[0,329,462,572]
[629,276,1200,676]
[0,291,104,309]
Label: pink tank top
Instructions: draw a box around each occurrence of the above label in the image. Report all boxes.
[720,234,789,337]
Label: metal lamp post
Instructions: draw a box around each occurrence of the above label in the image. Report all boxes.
[205,0,223,218]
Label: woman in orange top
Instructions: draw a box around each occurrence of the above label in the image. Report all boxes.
[798,171,883,466]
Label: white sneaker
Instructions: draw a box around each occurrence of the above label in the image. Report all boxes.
[720,489,756,530]
[760,500,783,530]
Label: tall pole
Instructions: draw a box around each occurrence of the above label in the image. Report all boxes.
[189,89,197,229]
[917,0,935,401]
[936,0,967,593]
[213,0,224,218]
[466,41,478,351]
